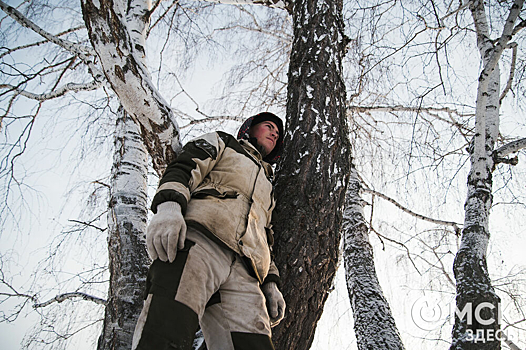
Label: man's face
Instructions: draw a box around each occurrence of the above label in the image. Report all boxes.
[249,120,279,156]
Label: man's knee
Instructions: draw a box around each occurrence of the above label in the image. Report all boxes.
[134,240,199,350]
[135,294,199,350]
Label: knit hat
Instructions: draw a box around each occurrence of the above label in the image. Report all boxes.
[237,112,284,164]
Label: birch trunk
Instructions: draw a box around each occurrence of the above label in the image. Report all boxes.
[343,166,405,350]
[450,1,524,349]
[98,107,150,350]
[81,0,181,176]
[272,0,351,348]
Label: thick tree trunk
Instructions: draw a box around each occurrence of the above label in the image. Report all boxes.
[450,1,523,349]
[81,0,180,176]
[98,108,150,350]
[343,166,405,350]
[271,0,351,348]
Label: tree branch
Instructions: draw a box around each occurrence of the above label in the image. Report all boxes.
[363,187,462,234]
[0,80,101,101]
[370,226,422,274]
[500,42,518,103]
[0,0,104,82]
[347,104,474,139]
[512,18,526,36]
[494,137,526,161]
[484,0,523,73]
[82,0,182,175]
[67,219,107,232]
[203,0,292,13]
[33,292,107,308]
[440,0,473,23]
[0,25,85,59]
[347,104,474,117]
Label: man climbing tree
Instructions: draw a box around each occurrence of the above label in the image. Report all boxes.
[132,113,286,350]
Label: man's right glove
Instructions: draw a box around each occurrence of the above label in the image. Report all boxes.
[146,201,187,263]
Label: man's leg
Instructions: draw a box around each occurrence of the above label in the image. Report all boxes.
[132,228,232,350]
[200,255,275,350]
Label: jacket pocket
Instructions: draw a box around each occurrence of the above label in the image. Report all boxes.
[191,188,238,199]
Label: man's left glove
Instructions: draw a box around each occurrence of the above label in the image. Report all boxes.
[261,282,286,327]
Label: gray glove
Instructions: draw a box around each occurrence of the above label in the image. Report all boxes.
[261,282,286,327]
[146,201,187,262]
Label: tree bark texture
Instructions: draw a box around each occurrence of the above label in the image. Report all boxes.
[271,0,351,348]
[81,0,180,176]
[98,108,150,350]
[450,1,523,349]
[343,166,405,350]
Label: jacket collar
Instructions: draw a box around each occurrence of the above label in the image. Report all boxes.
[239,139,274,179]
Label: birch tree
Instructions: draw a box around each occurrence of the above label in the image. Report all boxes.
[451,1,525,349]
[99,107,150,350]
[343,165,405,350]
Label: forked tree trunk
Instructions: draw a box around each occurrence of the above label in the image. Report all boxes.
[272,0,351,348]
[98,108,150,350]
[450,1,523,349]
[343,166,405,350]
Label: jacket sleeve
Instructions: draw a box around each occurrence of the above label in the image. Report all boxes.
[263,224,281,288]
[264,261,281,288]
[151,132,225,214]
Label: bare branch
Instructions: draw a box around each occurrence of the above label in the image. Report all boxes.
[440,0,472,23]
[180,114,244,128]
[150,0,164,15]
[0,25,85,59]
[0,1,94,57]
[0,0,104,81]
[203,0,292,12]
[363,187,462,233]
[371,226,422,274]
[494,137,526,159]
[147,0,179,37]
[0,80,101,101]
[474,0,524,90]
[67,219,107,232]
[0,273,37,303]
[500,42,518,103]
[347,104,475,118]
[512,18,526,36]
[33,292,107,308]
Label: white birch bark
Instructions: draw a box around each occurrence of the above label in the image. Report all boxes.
[98,107,150,350]
[81,0,181,176]
[450,1,524,349]
[343,165,405,350]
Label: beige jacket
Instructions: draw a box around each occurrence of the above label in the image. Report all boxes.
[151,131,279,285]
